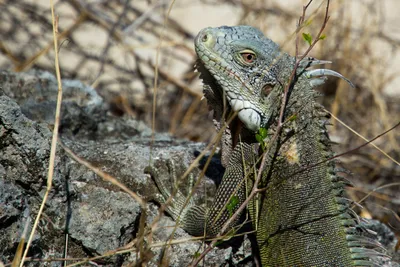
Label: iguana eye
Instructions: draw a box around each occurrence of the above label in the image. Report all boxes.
[240,50,256,63]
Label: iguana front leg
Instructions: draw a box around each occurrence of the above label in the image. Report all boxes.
[145,142,257,238]
[145,159,207,237]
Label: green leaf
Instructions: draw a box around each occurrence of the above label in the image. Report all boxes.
[319,34,327,40]
[258,127,268,138]
[305,18,312,26]
[288,114,297,121]
[255,134,263,143]
[193,252,201,258]
[256,127,268,151]
[302,33,312,46]
[226,195,239,217]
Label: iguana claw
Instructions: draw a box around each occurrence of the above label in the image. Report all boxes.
[145,159,195,221]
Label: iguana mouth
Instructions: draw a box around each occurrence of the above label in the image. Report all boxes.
[195,59,253,149]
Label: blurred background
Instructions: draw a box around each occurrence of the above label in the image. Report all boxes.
[1,0,399,242]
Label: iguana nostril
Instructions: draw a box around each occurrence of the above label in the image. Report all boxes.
[201,33,209,42]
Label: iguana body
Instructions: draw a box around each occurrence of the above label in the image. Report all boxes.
[147,26,388,266]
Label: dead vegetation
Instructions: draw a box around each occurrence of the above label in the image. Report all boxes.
[1,0,399,265]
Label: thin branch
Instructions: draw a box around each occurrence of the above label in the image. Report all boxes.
[278,0,330,128]
[287,120,400,178]
[19,2,63,265]
[60,143,146,207]
[326,109,400,166]
[150,0,177,152]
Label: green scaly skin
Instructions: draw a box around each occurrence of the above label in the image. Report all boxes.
[146,26,389,266]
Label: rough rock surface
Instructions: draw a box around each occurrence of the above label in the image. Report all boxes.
[0,70,398,266]
[0,70,254,266]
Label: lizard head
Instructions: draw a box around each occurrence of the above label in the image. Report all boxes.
[194,25,285,133]
[194,25,353,159]
[195,26,354,134]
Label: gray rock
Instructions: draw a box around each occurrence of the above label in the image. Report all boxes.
[362,219,400,267]
[0,70,250,266]
[68,185,141,254]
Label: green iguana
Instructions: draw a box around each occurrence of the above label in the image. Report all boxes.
[146,25,391,266]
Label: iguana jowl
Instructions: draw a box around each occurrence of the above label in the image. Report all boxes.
[146,26,389,266]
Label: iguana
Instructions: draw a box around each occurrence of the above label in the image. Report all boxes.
[146,25,390,266]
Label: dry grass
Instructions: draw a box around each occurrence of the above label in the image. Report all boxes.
[1,0,399,265]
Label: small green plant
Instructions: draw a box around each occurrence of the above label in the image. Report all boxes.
[302,33,313,46]
[287,114,297,122]
[255,127,268,151]
[226,195,239,217]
